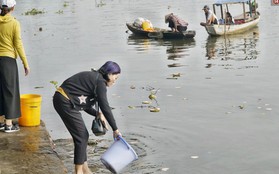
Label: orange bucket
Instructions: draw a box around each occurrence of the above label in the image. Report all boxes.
[19,94,42,126]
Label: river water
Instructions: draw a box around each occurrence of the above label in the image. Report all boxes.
[13,0,279,173]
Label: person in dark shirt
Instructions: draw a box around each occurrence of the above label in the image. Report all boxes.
[165,13,188,32]
[53,61,122,174]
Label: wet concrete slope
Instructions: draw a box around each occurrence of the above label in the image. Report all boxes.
[0,121,67,174]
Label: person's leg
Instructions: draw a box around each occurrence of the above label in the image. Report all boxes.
[53,92,90,174]
[0,115,5,130]
[0,57,4,129]
[75,164,83,174]
[0,57,20,132]
[82,161,92,174]
[0,115,4,123]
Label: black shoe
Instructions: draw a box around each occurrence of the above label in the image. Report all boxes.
[4,124,20,133]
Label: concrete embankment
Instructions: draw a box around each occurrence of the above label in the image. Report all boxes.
[0,121,67,174]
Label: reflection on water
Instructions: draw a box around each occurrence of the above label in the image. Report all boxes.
[127,34,196,67]
[163,39,196,60]
[126,35,155,52]
[205,27,260,69]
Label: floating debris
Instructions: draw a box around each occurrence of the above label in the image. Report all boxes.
[34,86,44,89]
[266,108,272,111]
[238,105,245,109]
[166,77,178,80]
[172,73,182,77]
[161,168,169,171]
[191,156,199,159]
[142,101,151,104]
[130,85,136,89]
[128,106,135,109]
[168,63,184,68]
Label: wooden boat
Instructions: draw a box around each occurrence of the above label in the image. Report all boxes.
[204,0,260,36]
[126,23,196,39]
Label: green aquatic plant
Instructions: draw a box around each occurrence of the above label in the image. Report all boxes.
[50,80,59,89]
[128,85,160,112]
[24,8,45,15]
[63,1,69,7]
[95,0,106,7]
[56,10,64,14]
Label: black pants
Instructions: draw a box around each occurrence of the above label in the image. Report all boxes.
[0,57,20,119]
[177,26,187,32]
[53,92,89,164]
[169,21,187,32]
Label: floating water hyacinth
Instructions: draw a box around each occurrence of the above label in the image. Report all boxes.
[128,85,160,112]
[50,80,59,89]
[24,8,45,15]
[149,107,160,112]
[148,94,156,100]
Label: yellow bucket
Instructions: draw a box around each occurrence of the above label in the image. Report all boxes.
[19,94,42,127]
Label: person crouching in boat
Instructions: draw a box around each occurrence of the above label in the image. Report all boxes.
[165,13,188,32]
[200,5,218,26]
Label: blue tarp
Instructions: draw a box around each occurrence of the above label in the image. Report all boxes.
[215,0,250,5]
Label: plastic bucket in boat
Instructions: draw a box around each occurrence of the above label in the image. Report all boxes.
[101,136,138,174]
[19,94,42,126]
[142,21,152,31]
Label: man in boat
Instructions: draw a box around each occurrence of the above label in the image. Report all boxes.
[200,5,218,26]
[165,13,188,32]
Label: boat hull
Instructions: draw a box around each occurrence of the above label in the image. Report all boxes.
[126,23,195,39]
[205,16,260,36]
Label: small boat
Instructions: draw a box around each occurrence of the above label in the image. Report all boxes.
[204,0,260,36]
[126,23,196,39]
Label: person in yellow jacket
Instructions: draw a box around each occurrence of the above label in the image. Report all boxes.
[0,0,30,133]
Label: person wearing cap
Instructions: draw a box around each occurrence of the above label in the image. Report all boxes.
[53,61,122,174]
[0,0,30,133]
[200,5,219,26]
[165,13,188,32]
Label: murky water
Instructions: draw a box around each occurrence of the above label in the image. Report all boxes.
[13,0,279,173]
